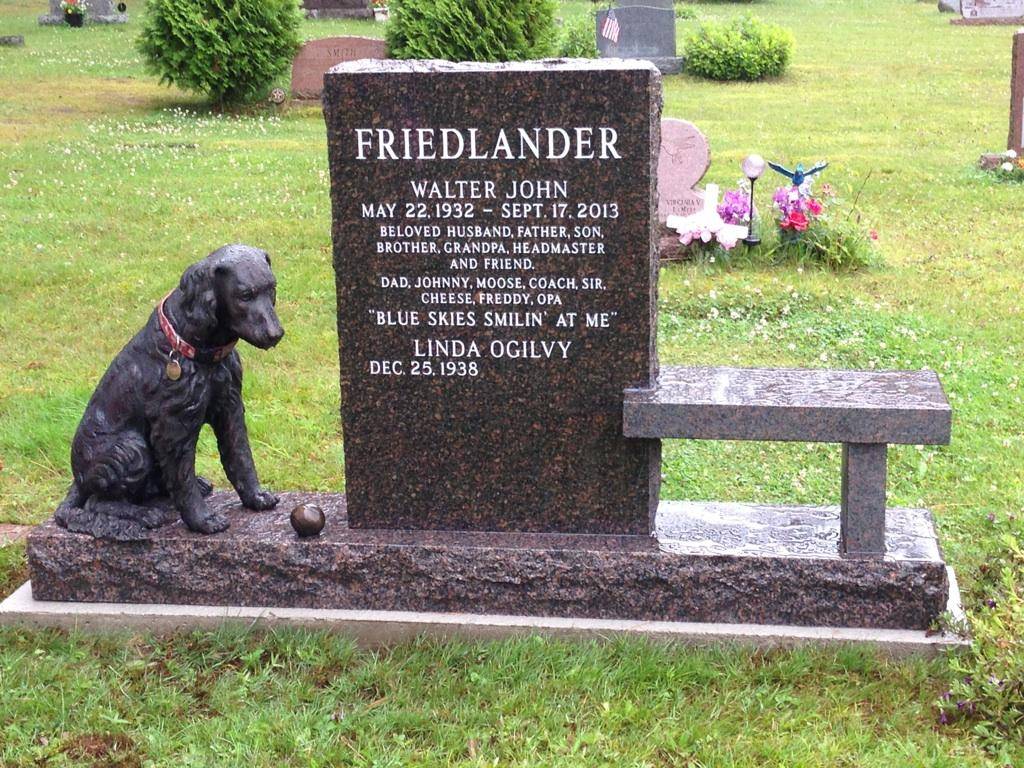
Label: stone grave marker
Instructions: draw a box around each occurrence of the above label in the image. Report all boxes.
[291,37,387,100]
[324,60,661,534]
[303,0,372,19]
[39,0,126,24]
[956,0,1024,22]
[596,1,683,74]
[1011,29,1024,153]
[657,118,710,222]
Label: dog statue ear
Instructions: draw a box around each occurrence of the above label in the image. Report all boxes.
[263,251,272,267]
[178,260,219,334]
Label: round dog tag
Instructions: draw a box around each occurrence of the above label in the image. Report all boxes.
[165,359,182,381]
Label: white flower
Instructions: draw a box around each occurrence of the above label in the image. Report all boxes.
[1001,162,1014,172]
[1004,149,1018,159]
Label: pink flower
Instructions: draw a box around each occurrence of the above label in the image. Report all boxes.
[806,199,822,216]
[869,229,879,241]
[820,183,835,197]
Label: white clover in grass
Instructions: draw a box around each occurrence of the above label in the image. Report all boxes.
[1001,162,1015,172]
[1004,149,1017,159]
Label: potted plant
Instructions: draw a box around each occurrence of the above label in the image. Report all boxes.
[372,0,388,22]
[61,0,87,27]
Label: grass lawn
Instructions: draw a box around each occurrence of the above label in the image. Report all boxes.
[0,0,1022,764]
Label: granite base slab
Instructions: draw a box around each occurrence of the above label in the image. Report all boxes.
[27,493,950,631]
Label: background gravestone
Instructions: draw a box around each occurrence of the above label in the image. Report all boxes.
[324,59,661,535]
[596,1,683,74]
[657,118,710,222]
[39,0,126,24]
[303,0,372,19]
[1011,30,1024,153]
[291,37,387,99]
[957,0,1024,21]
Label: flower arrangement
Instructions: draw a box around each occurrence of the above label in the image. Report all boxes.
[763,176,877,270]
[716,185,750,227]
[995,149,1024,180]
[60,0,87,15]
[666,183,748,260]
[772,180,825,236]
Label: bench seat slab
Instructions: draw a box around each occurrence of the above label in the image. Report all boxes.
[624,366,952,444]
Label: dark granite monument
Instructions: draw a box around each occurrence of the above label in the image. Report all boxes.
[303,0,372,20]
[24,59,958,637]
[1011,29,1024,153]
[325,60,660,534]
[596,1,683,75]
[291,36,388,100]
[39,0,126,24]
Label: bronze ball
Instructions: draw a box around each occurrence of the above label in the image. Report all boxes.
[290,503,325,538]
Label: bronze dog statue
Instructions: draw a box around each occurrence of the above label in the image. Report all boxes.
[56,244,284,540]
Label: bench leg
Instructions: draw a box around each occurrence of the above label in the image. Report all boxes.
[840,443,887,559]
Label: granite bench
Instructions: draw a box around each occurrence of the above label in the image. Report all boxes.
[624,366,952,559]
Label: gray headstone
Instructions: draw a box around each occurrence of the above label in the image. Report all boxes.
[323,59,662,535]
[937,0,962,12]
[960,0,1024,19]
[39,0,126,24]
[303,0,372,19]
[0,35,25,46]
[596,5,682,74]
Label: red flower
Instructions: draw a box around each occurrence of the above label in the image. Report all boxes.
[787,211,809,231]
[869,229,879,241]
[806,198,823,216]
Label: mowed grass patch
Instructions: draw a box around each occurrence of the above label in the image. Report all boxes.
[0,625,1001,766]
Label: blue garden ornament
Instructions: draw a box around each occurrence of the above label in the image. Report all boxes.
[767,161,828,187]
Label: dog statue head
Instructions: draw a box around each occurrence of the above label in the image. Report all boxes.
[178,244,284,350]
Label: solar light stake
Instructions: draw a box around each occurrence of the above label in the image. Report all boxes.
[741,154,766,247]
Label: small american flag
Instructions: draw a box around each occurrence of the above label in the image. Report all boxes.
[600,9,620,44]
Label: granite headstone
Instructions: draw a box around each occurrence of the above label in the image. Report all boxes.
[958,0,1024,21]
[303,0,372,19]
[1011,29,1024,153]
[291,37,387,99]
[324,60,661,534]
[596,1,683,74]
[657,118,710,222]
[39,0,126,24]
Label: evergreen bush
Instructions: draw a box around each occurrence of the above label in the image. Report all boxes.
[683,15,792,81]
[386,0,557,62]
[556,14,598,58]
[137,0,302,105]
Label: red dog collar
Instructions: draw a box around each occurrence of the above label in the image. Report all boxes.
[157,291,236,364]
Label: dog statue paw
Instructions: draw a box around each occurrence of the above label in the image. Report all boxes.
[242,489,280,512]
[57,244,284,540]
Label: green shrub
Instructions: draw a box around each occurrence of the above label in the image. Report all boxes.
[387,0,557,62]
[137,0,302,105]
[683,15,793,81]
[556,14,598,58]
